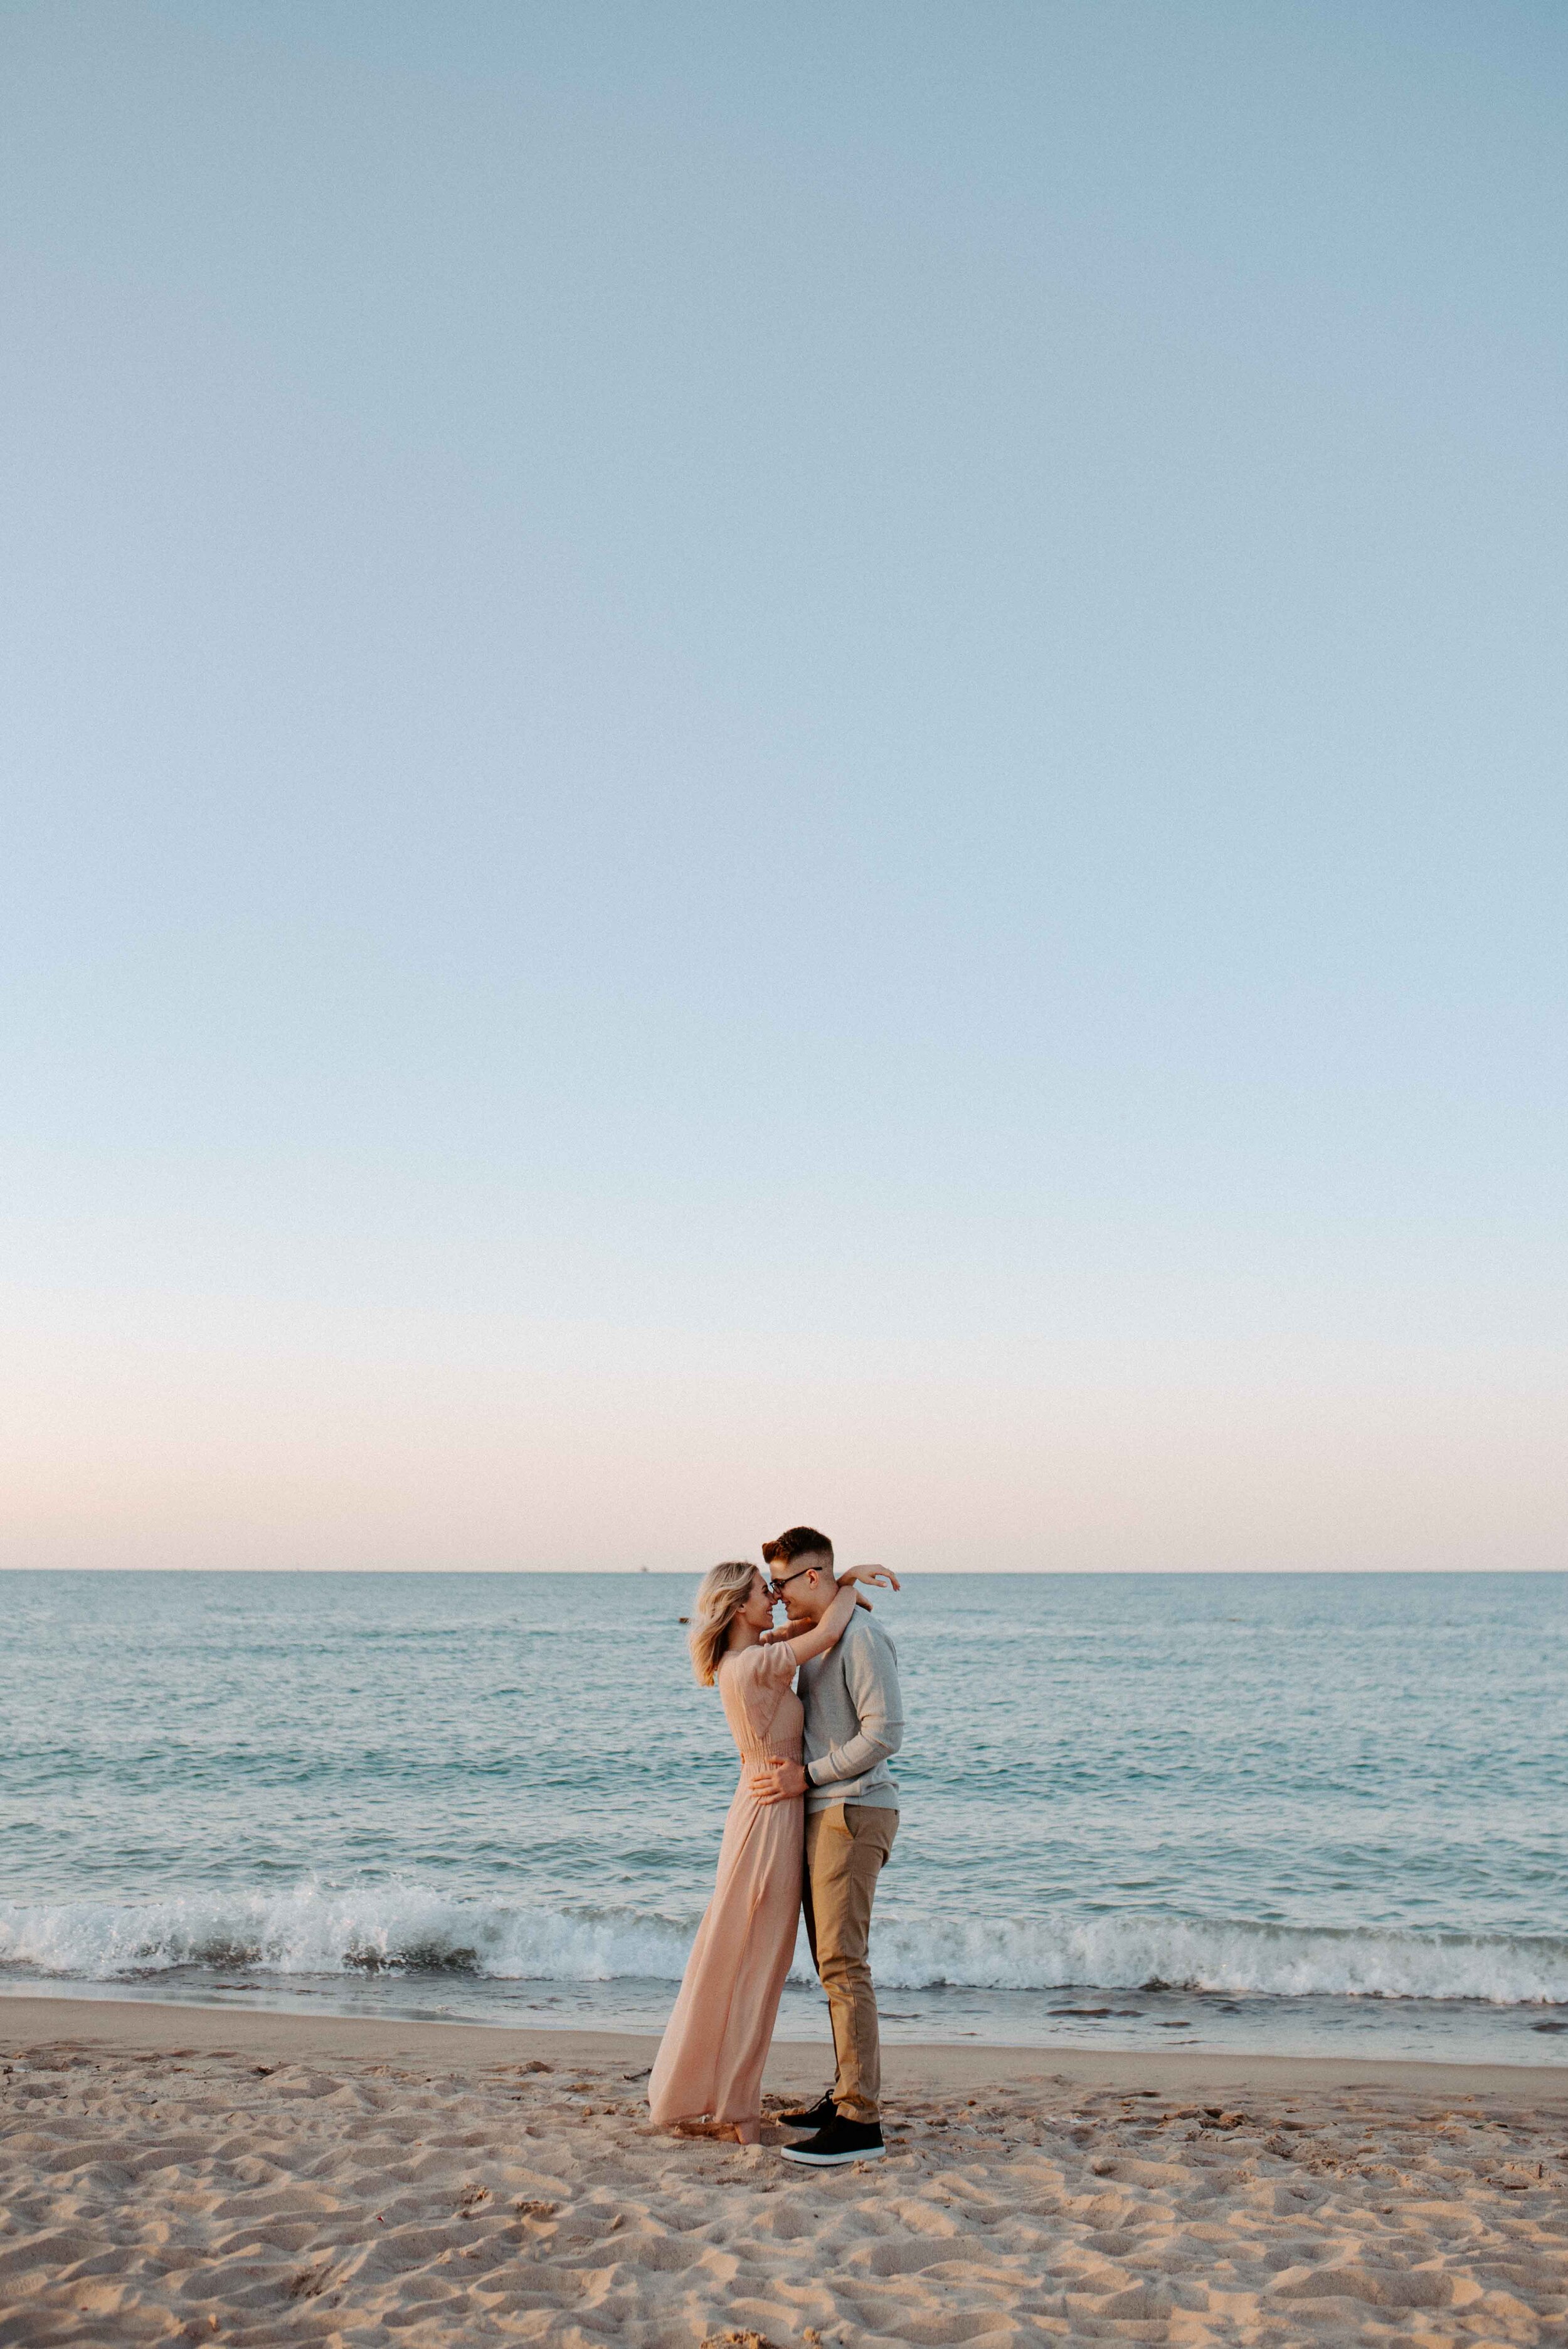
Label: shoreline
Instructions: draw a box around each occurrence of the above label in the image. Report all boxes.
[6,1989,1568,2097]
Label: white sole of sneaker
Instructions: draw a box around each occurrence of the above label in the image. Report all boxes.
[779,2144,886,2165]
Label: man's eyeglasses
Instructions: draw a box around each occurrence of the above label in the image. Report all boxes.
[766,1565,816,1596]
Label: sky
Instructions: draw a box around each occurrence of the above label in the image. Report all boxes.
[3,1,1564,1574]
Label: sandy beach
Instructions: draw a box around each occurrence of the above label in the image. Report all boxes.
[2,1999,1566,2346]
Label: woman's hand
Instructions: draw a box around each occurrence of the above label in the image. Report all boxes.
[836,1564,899,1606]
[836,1565,899,1590]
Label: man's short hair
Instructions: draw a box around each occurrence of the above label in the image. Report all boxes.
[761,1525,834,1569]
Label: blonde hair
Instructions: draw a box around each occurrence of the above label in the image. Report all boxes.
[689,1560,760,1686]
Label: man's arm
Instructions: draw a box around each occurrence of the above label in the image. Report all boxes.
[755,1630,905,1806]
[749,1621,906,1808]
[805,1626,904,1788]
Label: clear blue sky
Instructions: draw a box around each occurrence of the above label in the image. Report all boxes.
[3,2,1564,1571]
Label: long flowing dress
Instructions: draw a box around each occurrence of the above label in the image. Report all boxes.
[648,1640,803,2127]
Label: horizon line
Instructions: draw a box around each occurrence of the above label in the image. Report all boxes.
[3,1564,1564,1578]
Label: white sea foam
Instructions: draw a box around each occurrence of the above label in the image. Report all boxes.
[3,1884,1566,2007]
[867,1912,1568,2004]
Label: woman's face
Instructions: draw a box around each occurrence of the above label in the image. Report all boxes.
[739,1569,777,1631]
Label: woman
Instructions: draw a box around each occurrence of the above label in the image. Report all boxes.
[647,1556,896,2143]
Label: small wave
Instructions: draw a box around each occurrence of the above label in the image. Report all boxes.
[867,1913,1568,2003]
[0,1885,696,1986]
[3,1884,1566,2007]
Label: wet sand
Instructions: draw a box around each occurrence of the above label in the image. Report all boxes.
[3,1996,1567,2345]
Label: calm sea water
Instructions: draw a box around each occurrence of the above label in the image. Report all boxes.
[3,1571,1565,2062]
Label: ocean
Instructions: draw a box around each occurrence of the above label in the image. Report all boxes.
[3,1569,1565,2064]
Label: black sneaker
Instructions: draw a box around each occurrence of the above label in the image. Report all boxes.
[778,2092,837,2131]
[780,2114,885,2165]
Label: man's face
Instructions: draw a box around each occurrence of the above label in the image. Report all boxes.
[767,1551,832,1620]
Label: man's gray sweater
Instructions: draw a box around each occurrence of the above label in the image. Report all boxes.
[798,1611,904,1813]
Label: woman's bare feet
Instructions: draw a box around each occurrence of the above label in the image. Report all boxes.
[670,2116,760,2145]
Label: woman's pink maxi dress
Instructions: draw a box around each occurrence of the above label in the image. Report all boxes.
[648,1641,803,2128]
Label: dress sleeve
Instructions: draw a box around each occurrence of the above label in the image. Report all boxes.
[742,1641,798,1684]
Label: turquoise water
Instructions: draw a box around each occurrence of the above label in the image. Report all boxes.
[3,1571,1565,2060]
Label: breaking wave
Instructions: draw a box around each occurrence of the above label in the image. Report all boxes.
[3,1884,1566,2007]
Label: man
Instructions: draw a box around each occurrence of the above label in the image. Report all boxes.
[750,1524,904,2166]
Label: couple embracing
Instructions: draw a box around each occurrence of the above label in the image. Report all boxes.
[648,1526,904,2165]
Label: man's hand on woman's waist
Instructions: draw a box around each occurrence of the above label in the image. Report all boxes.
[750,1757,808,1805]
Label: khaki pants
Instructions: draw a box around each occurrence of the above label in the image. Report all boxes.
[802,1804,898,2123]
